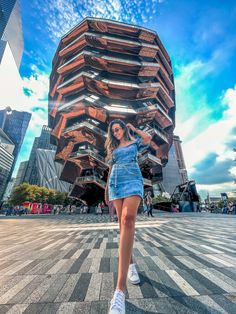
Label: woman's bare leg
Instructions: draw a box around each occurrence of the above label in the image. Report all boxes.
[116,195,141,292]
[113,199,134,265]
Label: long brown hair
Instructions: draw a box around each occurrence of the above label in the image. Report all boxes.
[105,119,134,162]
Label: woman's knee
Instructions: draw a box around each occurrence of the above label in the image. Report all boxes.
[121,212,135,228]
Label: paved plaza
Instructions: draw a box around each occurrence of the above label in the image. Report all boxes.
[0,212,236,313]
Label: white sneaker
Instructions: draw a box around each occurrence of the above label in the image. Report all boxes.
[128,263,140,285]
[108,289,125,314]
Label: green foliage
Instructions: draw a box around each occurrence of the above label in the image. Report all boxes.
[153,195,170,204]
[217,200,225,209]
[9,183,68,206]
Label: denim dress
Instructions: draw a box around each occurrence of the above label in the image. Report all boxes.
[108,137,148,201]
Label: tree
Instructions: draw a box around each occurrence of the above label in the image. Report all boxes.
[9,183,68,206]
[10,183,32,205]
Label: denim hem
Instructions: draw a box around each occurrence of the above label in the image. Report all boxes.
[109,193,143,201]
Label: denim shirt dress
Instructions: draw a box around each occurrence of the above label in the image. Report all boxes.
[108,137,148,201]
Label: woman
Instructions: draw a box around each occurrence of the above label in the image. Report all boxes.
[95,202,102,215]
[146,191,154,217]
[105,119,151,314]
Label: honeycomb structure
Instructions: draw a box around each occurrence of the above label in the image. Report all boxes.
[48,18,176,205]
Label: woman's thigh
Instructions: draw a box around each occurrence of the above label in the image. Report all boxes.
[113,199,124,223]
[122,196,141,219]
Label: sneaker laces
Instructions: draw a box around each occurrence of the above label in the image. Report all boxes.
[110,290,124,312]
[129,264,137,276]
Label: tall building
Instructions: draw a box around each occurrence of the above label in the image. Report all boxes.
[162,135,188,195]
[0,107,31,177]
[24,125,56,185]
[2,177,15,201]
[36,149,71,192]
[49,17,176,205]
[14,160,28,187]
[0,0,24,68]
[173,135,188,183]
[0,128,14,200]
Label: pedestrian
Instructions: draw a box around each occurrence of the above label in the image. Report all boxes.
[100,201,105,215]
[228,203,233,214]
[142,192,148,215]
[233,201,236,215]
[104,119,151,314]
[108,200,115,221]
[222,204,228,214]
[146,191,154,217]
[95,203,102,215]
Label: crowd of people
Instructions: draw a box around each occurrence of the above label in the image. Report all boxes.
[221,201,236,214]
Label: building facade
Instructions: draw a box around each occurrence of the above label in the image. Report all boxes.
[24,125,56,185]
[0,107,31,177]
[0,0,24,67]
[162,135,188,195]
[49,18,176,205]
[36,149,71,192]
[0,128,14,200]
[14,160,28,187]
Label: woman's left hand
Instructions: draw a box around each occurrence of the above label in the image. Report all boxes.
[126,123,136,132]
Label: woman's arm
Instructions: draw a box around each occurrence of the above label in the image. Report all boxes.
[105,165,112,204]
[126,123,152,145]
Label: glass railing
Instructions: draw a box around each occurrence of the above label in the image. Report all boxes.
[70,149,105,162]
[63,121,107,137]
[148,123,168,143]
[143,178,152,186]
[76,175,106,188]
[138,152,162,165]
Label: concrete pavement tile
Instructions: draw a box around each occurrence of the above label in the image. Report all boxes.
[109,257,118,273]
[90,300,109,314]
[99,272,114,301]
[0,276,36,304]
[99,257,110,273]
[22,303,45,314]
[23,274,58,303]
[88,257,101,273]
[39,274,69,303]
[78,258,92,273]
[212,294,236,314]
[0,305,12,314]
[54,274,81,303]
[138,271,158,299]
[84,273,102,301]
[69,273,92,302]
[7,275,45,304]
[56,302,76,314]
[39,303,61,314]
[5,304,28,314]
[72,302,91,313]
[0,277,23,297]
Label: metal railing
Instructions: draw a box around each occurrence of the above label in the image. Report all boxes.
[63,121,107,137]
[70,149,105,163]
[76,175,106,188]
[139,152,162,165]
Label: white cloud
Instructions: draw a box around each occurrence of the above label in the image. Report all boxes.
[0,51,49,175]
[33,0,162,43]
[173,54,236,196]
[178,83,236,194]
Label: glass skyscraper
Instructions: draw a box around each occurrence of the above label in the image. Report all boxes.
[0,0,23,67]
[0,128,14,200]
[0,107,31,180]
[24,125,56,185]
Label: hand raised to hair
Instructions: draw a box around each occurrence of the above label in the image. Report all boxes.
[126,123,136,132]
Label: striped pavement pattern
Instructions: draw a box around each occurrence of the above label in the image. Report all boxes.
[0,212,235,313]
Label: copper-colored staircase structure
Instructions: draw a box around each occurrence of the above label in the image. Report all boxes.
[48,17,175,205]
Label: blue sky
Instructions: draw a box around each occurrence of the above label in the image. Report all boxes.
[15,0,236,198]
